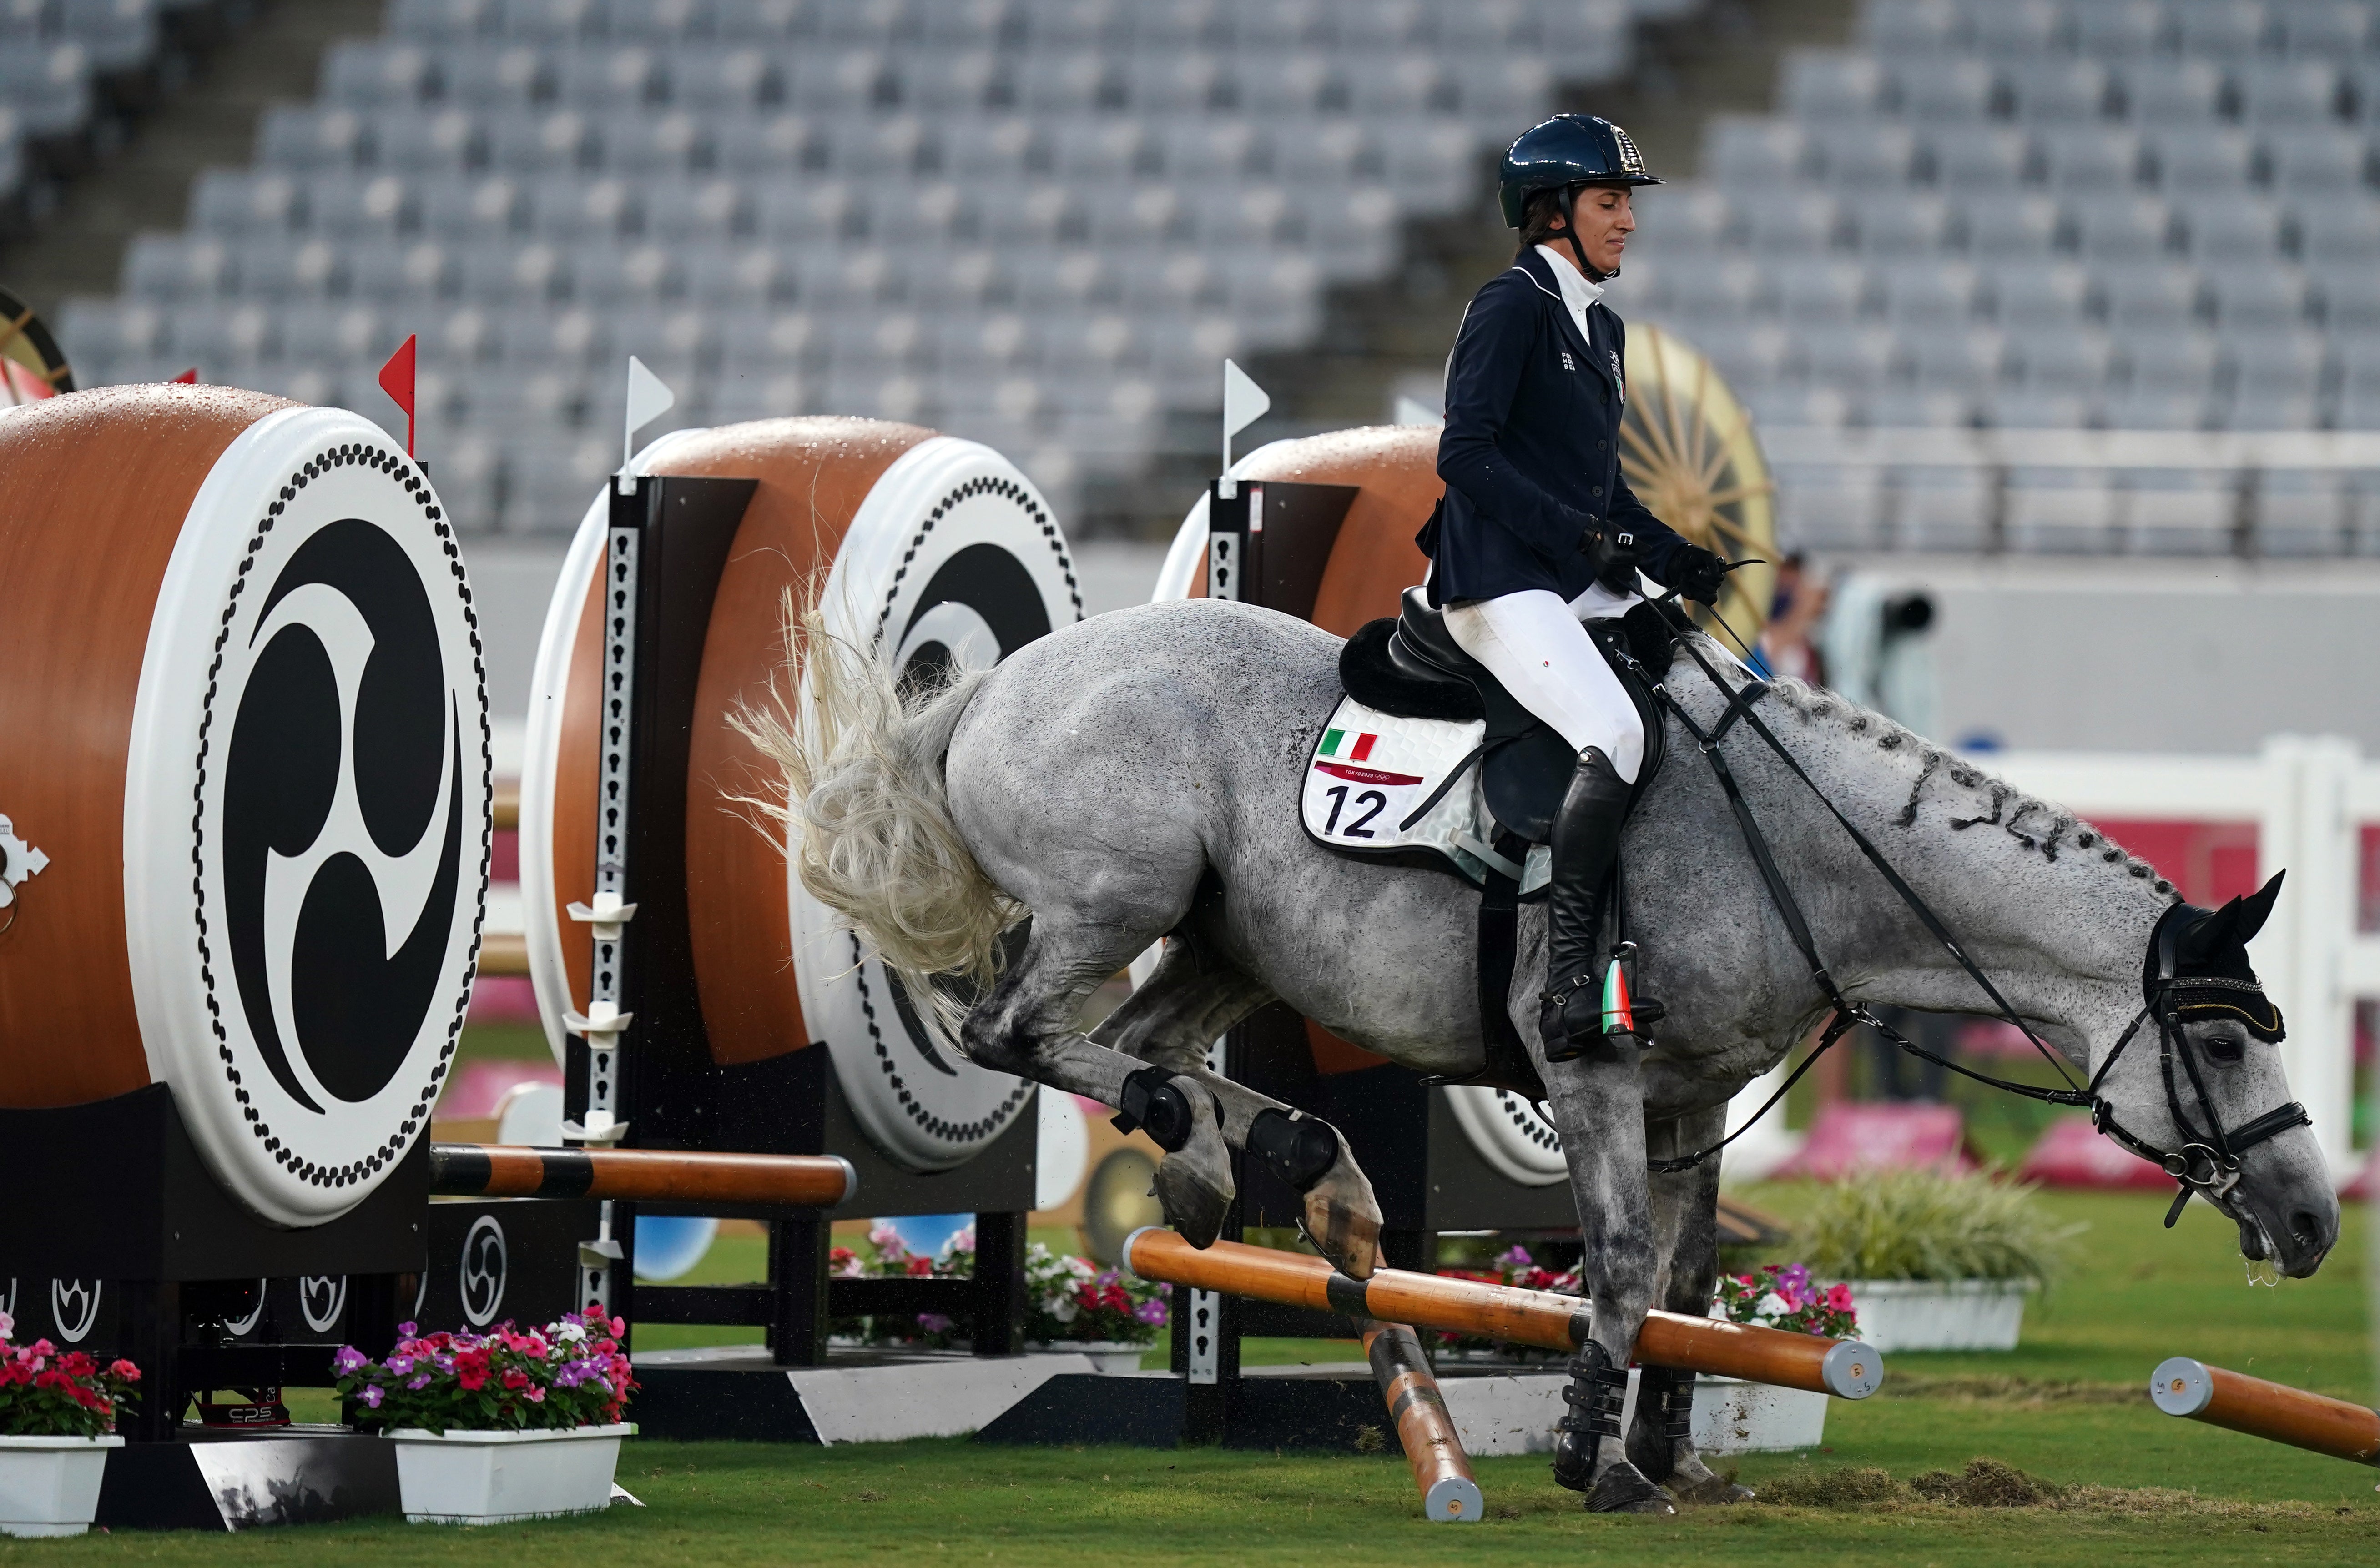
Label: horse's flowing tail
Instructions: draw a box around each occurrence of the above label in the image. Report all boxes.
[731,588,1019,1045]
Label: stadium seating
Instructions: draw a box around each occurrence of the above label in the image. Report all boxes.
[1630,0,2380,553]
[51,0,1676,531]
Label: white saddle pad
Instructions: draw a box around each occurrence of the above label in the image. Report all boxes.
[1299,695,1549,892]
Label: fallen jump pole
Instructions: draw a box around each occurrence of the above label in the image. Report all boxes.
[430,1144,858,1208]
[2151,1357,2380,1466]
[1124,1229,1883,1399]
[1361,1320,1482,1522]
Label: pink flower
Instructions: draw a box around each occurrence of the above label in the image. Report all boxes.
[525,1386,546,1403]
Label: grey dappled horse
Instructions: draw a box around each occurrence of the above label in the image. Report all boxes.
[761,595,2338,1508]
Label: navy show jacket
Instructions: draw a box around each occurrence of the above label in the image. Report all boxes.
[1423,246,1692,605]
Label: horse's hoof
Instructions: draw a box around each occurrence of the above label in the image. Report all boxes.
[1150,1089,1234,1247]
[1668,1473,1755,1507]
[1152,1151,1232,1247]
[1301,1136,1384,1279]
[1584,1462,1678,1516]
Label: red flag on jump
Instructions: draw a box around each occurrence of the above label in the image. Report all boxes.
[171,367,197,383]
[379,334,418,457]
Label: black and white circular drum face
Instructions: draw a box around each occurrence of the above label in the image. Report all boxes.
[1444,1086,1570,1187]
[791,437,1082,1172]
[124,407,490,1226]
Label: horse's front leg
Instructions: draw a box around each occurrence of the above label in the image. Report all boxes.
[1539,1053,1677,1516]
[1629,1106,1755,1505]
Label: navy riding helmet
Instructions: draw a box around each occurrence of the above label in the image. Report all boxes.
[1498,114,1664,277]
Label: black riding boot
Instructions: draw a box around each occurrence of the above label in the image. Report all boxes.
[1550,1340,1677,1513]
[1538,746,1632,1062]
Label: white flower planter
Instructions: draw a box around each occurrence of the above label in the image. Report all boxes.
[1689,1376,1829,1455]
[1844,1279,2034,1352]
[387,1423,633,1525]
[0,1433,122,1538]
[1029,1342,1150,1374]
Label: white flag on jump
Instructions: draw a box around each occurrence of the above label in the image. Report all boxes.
[622,355,676,476]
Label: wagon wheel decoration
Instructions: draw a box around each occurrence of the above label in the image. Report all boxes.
[1619,322,1776,653]
[0,286,73,407]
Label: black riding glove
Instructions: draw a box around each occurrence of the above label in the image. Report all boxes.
[1668,544,1727,605]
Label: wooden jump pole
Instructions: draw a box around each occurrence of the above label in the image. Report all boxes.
[1361,1320,1482,1522]
[430,1144,857,1208]
[2151,1357,2380,1466]
[1124,1229,1883,1399]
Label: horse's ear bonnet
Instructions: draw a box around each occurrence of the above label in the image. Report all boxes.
[2143,871,2287,1041]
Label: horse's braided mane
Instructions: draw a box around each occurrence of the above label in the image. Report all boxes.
[1747,669,2181,905]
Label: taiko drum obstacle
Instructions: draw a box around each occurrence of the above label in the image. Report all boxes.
[1124,1230,1884,1401]
[2151,1357,2380,1467]
[0,385,491,1228]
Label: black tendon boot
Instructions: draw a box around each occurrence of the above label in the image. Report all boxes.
[1629,1364,1755,1505]
[1550,1341,1676,1513]
[1538,747,1633,1063]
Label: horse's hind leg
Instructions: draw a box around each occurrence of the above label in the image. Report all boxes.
[1630,1106,1755,1506]
[1089,936,1385,1277]
[963,919,1239,1249]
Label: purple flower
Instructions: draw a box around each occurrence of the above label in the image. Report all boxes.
[1134,1298,1170,1327]
[331,1346,368,1376]
[916,1313,955,1334]
[396,1322,417,1338]
[407,1374,431,1391]
[1496,1245,1533,1270]
[360,1385,384,1408]
[386,1354,413,1376]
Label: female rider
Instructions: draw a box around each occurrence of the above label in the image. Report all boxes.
[1422,112,1727,1060]
[1418,114,1730,1515]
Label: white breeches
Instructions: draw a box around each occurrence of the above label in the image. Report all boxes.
[1444,588,1646,784]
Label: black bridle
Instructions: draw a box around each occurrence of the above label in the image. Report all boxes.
[1620,630,2307,1225]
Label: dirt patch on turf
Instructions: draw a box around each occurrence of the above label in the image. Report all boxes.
[1877,1375,2141,1406]
[1756,1458,2340,1520]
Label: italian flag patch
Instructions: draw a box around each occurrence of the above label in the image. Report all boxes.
[1319,729,1378,763]
[1602,960,1635,1035]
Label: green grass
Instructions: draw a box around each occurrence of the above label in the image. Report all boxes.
[111,1158,2370,1560]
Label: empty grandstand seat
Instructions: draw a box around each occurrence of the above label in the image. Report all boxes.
[1957,192,2061,259]
[1970,0,2060,59]
[1809,120,1919,189]
[2177,2,2274,59]
[1854,189,1956,254]
[1774,461,1886,551]
[1878,258,1978,326]
[1859,0,1958,57]
[1798,322,1896,390]
[2012,326,2116,394]
[487,107,593,171]
[2205,263,2313,332]
[348,239,456,302]
[1769,257,1868,322]
[373,106,480,172]
[322,41,437,107]
[445,43,550,106]
[2241,60,2346,128]
[236,236,342,299]
[1705,116,1808,187]
[2153,126,2258,192]
[2101,262,2202,333]
[1930,126,2031,191]
[1905,324,2007,392]
[644,176,746,242]
[457,239,568,302]
[2120,329,2222,401]
[2226,328,2327,398]
[605,111,705,175]
[1891,56,1998,121]
[2074,195,2176,263]
[2299,202,2380,266]
[2008,58,2111,123]
[576,242,683,302]
[2254,472,2348,555]
[714,113,826,176]
[2264,126,2369,194]
[1778,50,1886,121]
[2280,1,2373,57]
[2123,60,2227,126]
[258,106,367,171]
[1896,467,1990,550]
[420,175,523,239]
[529,173,637,238]
[2037,125,2146,194]
[189,170,302,234]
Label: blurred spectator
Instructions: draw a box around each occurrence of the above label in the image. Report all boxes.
[1755,552,1828,685]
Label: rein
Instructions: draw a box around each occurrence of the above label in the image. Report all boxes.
[1616,632,2307,1219]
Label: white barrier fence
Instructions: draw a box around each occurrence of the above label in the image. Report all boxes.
[1724,734,2379,1185]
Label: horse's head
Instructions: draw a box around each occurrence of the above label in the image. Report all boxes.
[2092,872,2336,1278]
